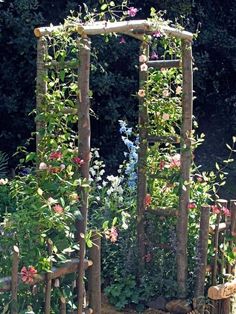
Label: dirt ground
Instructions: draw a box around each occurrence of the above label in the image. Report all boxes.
[101,295,168,314]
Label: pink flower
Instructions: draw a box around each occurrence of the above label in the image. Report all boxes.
[72,157,84,165]
[222,206,231,217]
[110,227,118,243]
[21,266,37,284]
[151,51,158,60]
[119,37,126,44]
[211,205,221,215]
[139,54,147,63]
[49,151,62,160]
[127,7,138,17]
[162,113,170,121]
[140,63,148,72]
[53,204,64,214]
[138,89,145,97]
[153,30,161,38]
[162,89,170,97]
[176,86,182,95]
[145,194,152,207]
[196,175,203,182]
[188,202,196,209]
[169,154,181,169]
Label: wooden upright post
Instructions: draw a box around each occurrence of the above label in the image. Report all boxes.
[137,41,149,276]
[36,36,47,154]
[88,231,101,314]
[45,239,53,314]
[76,36,91,314]
[176,39,193,298]
[11,246,19,314]
[194,205,210,313]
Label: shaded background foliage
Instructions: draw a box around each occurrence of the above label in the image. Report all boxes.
[0,0,236,188]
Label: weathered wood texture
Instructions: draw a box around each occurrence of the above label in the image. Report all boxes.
[208,279,236,300]
[194,205,210,313]
[60,297,67,314]
[44,240,53,314]
[76,36,91,314]
[147,59,181,69]
[11,246,19,314]
[176,39,193,298]
[34,20,193,40]
[88,232,101,314]
[0,259,92,292]
[36,36,47,154]
[137,41,149,275]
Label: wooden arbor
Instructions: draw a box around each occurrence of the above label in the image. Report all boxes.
[34,19,193,312]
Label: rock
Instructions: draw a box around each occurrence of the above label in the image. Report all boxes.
[166,299,192,314]
[147,296,167,310]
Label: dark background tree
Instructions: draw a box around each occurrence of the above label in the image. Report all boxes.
[1,0,236,195]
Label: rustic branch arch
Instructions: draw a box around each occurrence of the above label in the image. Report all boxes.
[34,19,193,313]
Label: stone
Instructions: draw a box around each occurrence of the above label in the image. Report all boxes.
[166,299,192,313]
[147,296,167,310]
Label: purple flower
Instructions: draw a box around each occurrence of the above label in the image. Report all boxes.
[151,51,158,60]
[127,7,138,17]
[119,37,126,44]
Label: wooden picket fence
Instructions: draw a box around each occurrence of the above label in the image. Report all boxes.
[0,232,101,314]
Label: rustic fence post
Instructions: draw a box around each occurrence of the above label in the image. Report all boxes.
[137,40,149,276]
[11,245,19,314]
[176,38,193,298]
[45,239,53,314]
[76,36,91,314]
[194,205,210,313]
[60,296,66,314]
[87,231,101,314]
[36,36,47,154]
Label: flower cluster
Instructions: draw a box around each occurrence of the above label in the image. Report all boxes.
[105,226,118,243]
[21,266,37,284]
[211,205,231,216]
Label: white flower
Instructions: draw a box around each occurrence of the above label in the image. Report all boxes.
[162,113,170,121]
[140,63,148,72]
[176,86,182,95]
[39,162,48,170]
[0,178,8,185]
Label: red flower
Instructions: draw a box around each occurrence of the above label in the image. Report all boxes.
[49,151,62,160]
[53,204,64,214]
[188,202,196,209]
[145,194,152,207]
[211,205,220,214]
[222,206,231,217]
[72,157,84,165]
[159,160,165,170]
[144,253,152,263]
[21,266,37,284]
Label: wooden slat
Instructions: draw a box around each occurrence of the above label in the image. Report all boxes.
[194,205,210,314]
[60,297,66,314]
[147,59,181,69]
[76,36,91,314]
[176,39,193,298]
[146,207,178,217]
[209,222,227,234]
[137,41,149,276]
[147,135,180,143]
[228,200,236,274]
[11,246,19,314]
[0,259,93,292]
